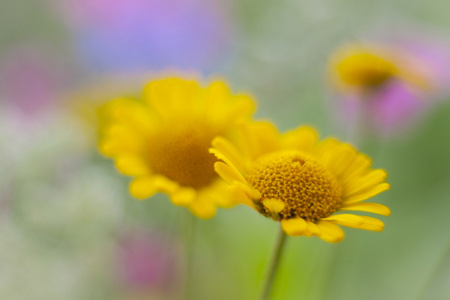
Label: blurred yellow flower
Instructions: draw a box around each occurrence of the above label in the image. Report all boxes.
[210,122,390,242]
[329,43,428,93]
[98,77,255,218]
[334,50,398,87]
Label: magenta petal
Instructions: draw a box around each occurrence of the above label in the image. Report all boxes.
[117,229,181,294]
[335,81,431,137]
[369,81,429,136]
[398,39,450,91]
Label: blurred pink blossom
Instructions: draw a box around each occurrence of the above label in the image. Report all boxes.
[0,46,69,117]
[116,229,181,298]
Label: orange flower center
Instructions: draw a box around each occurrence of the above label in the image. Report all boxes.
[246,151,343,222]
[147,121,218,188]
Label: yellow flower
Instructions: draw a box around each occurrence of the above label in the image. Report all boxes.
[329,44,398,91]
[97,77,255,218]
[329,43,429,93]
[210,122,390,243]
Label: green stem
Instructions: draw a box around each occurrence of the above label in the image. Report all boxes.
[258,225,288,300]
[183,210,196,300]
[354,95,383,159]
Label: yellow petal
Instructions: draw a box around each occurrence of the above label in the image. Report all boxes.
[205,80,229,103]
[340,202,391,216]
[142,78,200,118]
[344,183,390,203]
[191,80,226,116]
[230,186,256,208]
[357,216,385,232]
[129,175,178,200]
[203,83,255,128]
[214,162,246,185]
[210,136,247,171]
[281,218,307,236]
[327,144,357,177]
[209,146,232,162]
[170,187,197,206]
[98,122,150,157]
[241,121,280,159]
[339,153,372,185]
[155,176,179,193]
[209,148,240,174]
[281,126,318,154]
[115,155,150,176]
[98,98,154,134]
[189,199,217,219]
[233,181,261,200]
[324,214,384,232]
[315,138,340,155]
[314,138,340,169]
[190,180,236,209]
[323,214,364,227]
[201,181,238,208]
[104,123,144,141]
[303,221,321,237]
[344,169,388,196]
[226,95,256,122]
[99,137,144,157]
[262,199,285,215]
[316,220,345,243]
[129,176,159,199]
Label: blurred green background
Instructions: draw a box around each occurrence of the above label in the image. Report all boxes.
[1,0,450,299]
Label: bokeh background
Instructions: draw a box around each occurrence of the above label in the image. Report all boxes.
[1,0,450,299]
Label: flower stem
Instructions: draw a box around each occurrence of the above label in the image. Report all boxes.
[258,225,288,300]
[183,210,196,300]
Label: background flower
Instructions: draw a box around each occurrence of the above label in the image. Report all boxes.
[328,35,450,138]
[115,229,182,299]
[0,44,70,118]
[57,0,233,74]
[97,77,255,218]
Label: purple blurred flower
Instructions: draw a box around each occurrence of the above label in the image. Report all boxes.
[60,0,233,73]
[328,36,450,137]
[116,229,181,297]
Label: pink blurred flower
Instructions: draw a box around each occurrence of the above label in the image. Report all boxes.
[116,229,182,298]
[0,45,69,117]
[328,36,450,138]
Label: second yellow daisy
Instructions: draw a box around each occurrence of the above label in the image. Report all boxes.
[98,76,255,218]
[210,121,390,242]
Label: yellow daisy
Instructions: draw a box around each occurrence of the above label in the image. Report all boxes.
[97,77,255,218]
[210,121,390,242]
[329,44,399,91]
[329,43,429,93]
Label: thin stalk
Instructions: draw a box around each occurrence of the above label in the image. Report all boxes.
[183,211,196,300]
[258,225,288,300]
[353,93,383,159]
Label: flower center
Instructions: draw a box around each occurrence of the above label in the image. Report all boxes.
[246,151,343,222]
[147,121,218,188]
